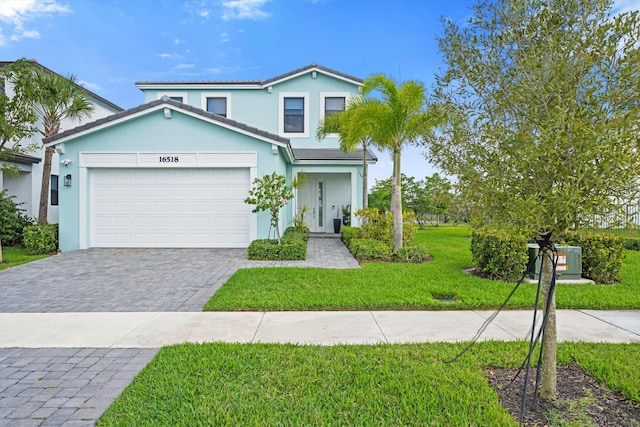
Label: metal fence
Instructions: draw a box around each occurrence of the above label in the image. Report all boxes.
[586,202,640,230]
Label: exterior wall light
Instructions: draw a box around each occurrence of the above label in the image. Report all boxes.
[64,174,72,187]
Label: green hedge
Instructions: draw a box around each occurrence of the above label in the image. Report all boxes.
[349,238,392,262]
[247,228,309,260]
[22,224,58,255]
[340,226,361,249]
[355,208,417,248]
[560,231,625,284]
[0,190,34,246]
[624,238,640,251]
[393,244,431,263]
[470,228,529,282]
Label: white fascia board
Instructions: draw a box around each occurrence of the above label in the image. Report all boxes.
[292,159,371,166]
[267,68,363,87]
[136,83,262,90]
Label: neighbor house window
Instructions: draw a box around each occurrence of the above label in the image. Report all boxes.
[206,97,227,117]
[284,97,305,133]
[169,96,184,103]
[324,97,345,116]
[50,175,59,206]
[157,92,187,104]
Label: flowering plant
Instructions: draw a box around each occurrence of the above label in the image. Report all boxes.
[244,172,297,244]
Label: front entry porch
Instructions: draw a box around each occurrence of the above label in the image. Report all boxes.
[295,172,353,234]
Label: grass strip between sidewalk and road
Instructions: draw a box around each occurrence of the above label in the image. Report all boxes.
[204,226,640,311]
[97,341,639,426]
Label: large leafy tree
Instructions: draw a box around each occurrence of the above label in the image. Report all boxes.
[319,75,439,251]
[32,70,94,224]
[0,59,40,262]
[430,0,640,399]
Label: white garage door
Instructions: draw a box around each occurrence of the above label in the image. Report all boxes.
[90,168,250,248]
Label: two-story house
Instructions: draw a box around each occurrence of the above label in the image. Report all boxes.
[0,60,123,224]
[44,64,377,251]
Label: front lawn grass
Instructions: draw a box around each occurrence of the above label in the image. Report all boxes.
[97,341,639,426]
[204,226,640,311]
[0,246,50,270]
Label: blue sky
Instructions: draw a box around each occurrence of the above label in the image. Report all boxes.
[1,0,638,187]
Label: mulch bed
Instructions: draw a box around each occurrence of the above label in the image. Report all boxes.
[487,364,640,426]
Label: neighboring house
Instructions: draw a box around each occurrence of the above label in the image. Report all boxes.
[0,60,123,224]
[44,64,377,251]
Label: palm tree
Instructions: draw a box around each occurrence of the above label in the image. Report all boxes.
[317,96,378,213]
[32,70,94,224]
[318,74,436,251]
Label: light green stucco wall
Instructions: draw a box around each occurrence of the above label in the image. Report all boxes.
[56,107,291,251]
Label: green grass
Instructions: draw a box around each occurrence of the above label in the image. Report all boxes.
[0,246,50,270]
[204,226,640,311]
[97,341,640,426]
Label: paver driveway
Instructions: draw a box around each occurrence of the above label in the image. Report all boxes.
[0,237,359,313]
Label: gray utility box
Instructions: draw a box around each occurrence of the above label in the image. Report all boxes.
[527,244,582,281]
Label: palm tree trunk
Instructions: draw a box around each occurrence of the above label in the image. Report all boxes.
[37,146,54,225]
[539,245,557,400]
[362,146,368,213]
[392,146,403,252]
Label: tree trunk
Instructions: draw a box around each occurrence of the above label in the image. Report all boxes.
[392,147,403,252]
[362,147,368,210]
[38,146,54,225]
[0,239,3,263]
[539,245,557,400]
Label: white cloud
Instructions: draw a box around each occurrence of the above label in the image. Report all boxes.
[155,52,185,60]
[174,63,196,69]
[0,0,70,45]
[220,31,230,42]
[78,80,102,92]
[173,38,184,45]
[221,0,270,21]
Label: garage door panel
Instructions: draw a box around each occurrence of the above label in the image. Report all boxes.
[91,168,250,248]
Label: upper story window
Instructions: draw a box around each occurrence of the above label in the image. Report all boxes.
[206,97,227,117]
[284,97,305,133]
[324,97,345,116]
[201,93,231,119]
[157,92,187,104]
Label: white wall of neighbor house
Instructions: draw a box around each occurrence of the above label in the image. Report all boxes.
[2,78,119,223]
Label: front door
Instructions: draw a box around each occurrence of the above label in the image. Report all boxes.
[298,178,324,232]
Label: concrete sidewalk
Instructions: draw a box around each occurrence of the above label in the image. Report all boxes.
[2,309,638,348]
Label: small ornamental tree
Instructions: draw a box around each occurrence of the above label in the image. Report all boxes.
[244,172,297,244]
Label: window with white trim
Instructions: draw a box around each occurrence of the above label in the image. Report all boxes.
[279,92,309,137]
[324,97,345,116]
[201,93,231,118]
[157,92,188,103]
[284,97,305,133]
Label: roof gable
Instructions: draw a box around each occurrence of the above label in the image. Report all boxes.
[43,97,292,153]
[135,64,362,90]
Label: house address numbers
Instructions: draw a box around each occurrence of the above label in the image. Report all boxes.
[159,156,179,163]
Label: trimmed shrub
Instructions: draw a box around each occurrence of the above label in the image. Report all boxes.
[340,226,361,249]
[624,238,640,251]
[394,244,431,263]
[471,228,529,282]
[349,238,392,261]
[247,231,307,261]
[560,231,625,284]
[355,208,418,248]
[284,226,309,242]
[0,190,34,246]
[22,224,58,255]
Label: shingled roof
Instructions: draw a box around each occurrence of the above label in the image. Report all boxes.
[292,148,377,162]
[43,97,291,147]
[135,63,362,87]
[0,150,41,164]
